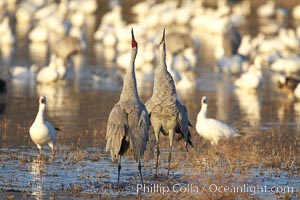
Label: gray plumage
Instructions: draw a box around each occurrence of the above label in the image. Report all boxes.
[105,29,149,184]
[145,29,193,176]
[52,36,84,60]
[222,21,241,57]
[165,31,196,54]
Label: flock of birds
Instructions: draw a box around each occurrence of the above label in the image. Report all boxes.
[1,0,300,184]
[1,0,300,92]
[29,29,242,184]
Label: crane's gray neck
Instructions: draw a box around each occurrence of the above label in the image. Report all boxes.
[158,45,168,72]
[120,48,140,102]
[153,44,177,100]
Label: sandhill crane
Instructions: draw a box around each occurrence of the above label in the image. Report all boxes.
[165,31,197,55]
[52,36,85,60]
[222,21,241,57]
[196,96,241,145]
[216,21,243,74]
[105,29,150,184]
[145,29,193,176]
[29,96,58,155]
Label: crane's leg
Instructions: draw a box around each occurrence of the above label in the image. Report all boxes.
[118,155,121,184]
[138,159,144,185]
[167,130,175,175]
[155,144,160,177]
[154,130,160,177]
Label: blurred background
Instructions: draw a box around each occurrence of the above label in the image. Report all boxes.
[0,0,299,198]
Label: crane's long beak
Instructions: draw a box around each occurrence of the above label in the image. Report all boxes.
[159,28,166,47]
[131,28,135,40]
[131,28,137,48]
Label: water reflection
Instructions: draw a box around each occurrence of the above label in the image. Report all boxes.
[36,84,65,110]
[29,43,48,67]
[0,44,14,65]
[36,83,80,120]
[16,22,31,39]
[72,54,87,89]
[215,75,233,122]
[277,97,295,123]
[293,101,300,122]
[29,158,46,200]
[85,15,97,41]
[10,78,36,97]
[234,89,261,128]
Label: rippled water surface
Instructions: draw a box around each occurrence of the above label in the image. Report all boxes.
[0,0,299,199]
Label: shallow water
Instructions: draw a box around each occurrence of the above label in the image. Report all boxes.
[0,1,300,199]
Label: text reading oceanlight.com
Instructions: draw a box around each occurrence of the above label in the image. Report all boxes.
[135,183,295,195]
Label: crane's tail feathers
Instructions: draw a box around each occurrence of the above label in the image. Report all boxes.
[183,139,193,149]
[175,133,183,141]
[186,137,194,148]
[188,121,193,127]
[175,131,193,148]
[55,127,60,131]
[105,126,125,162]
[187,129,194,148]
[129,132,147,162]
